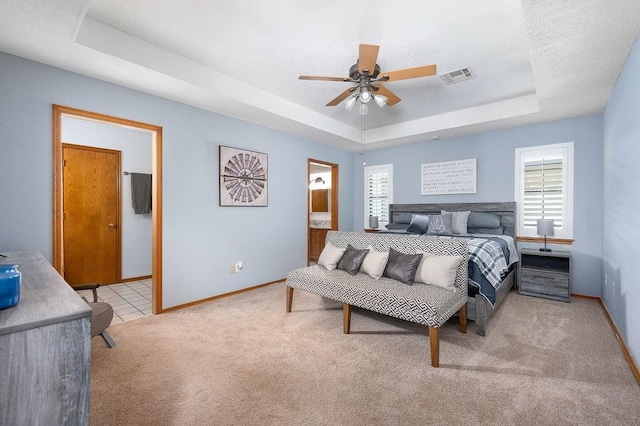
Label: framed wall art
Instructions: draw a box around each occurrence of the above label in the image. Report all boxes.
[219,145,268,207]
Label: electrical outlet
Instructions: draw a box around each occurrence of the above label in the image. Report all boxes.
[231,261,243,274]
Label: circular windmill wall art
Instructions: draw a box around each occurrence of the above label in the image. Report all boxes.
[219,145,268,206]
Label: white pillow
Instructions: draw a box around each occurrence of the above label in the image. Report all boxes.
[415,252,464,290]
[360,245,390,279]
[441,210,471,234]
[317,241,346,271]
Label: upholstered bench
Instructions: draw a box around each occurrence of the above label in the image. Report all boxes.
[286,231,468,367]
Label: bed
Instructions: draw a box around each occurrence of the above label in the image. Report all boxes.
[383,202,518,336]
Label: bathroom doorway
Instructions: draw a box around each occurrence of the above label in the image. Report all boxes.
[308,159,338,264]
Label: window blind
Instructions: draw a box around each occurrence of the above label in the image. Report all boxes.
[523,158,563,228]
[365,167,391,225]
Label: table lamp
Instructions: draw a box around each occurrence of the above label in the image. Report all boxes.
[369,216,379,229]
[537,219,554,252]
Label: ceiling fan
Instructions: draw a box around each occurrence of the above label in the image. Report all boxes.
[299,44,437,111]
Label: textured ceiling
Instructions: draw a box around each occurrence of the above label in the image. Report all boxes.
[0,0,638,151]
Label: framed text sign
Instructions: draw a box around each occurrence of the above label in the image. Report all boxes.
[421,158,477,195]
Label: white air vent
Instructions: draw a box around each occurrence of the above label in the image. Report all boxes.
[440,67,475,85]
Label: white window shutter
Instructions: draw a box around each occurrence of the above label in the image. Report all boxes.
[364,164,393,227]
[523,159,563,228]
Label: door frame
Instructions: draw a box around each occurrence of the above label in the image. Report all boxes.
[62,143,123,284]
[308,159,338,264]
[53,105,164,314]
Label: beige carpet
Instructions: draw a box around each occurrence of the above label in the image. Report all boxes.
[90,282,640,425]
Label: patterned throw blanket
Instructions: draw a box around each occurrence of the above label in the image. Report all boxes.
[460,235,518,306]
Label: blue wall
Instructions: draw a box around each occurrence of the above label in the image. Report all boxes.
[603,35,640,366]
[0,52,355,308]
[356,115,604,296]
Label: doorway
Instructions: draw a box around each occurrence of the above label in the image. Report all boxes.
[53,105,164,314]
[308,159,338,264]
[62,144,121,285]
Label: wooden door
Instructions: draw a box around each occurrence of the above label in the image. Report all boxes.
[63,144,121,285]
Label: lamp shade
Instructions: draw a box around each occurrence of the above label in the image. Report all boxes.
[369,216,379,229]
[344,96,357,111]
[374,94,388,108]
[537,219,555,236]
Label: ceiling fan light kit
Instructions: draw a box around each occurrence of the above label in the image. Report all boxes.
[374,94,388,108]
[299,44,437,113]
[343,90,386,114]
[344,96,357,111]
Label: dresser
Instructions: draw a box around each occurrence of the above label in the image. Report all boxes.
[0,251,92,426]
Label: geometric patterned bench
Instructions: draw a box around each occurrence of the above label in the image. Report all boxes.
[286,231,468,367]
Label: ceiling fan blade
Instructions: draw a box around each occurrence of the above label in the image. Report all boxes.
[299,75,352,82]
[358,44,380,76]
[326,87,355,106]
[372,84,401,106]
[380,64,437,81]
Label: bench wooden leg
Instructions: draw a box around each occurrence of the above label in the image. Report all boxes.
[459,303,467,334]
[343,303,351,334]
[429,326,439,368]
[286,286,293,313]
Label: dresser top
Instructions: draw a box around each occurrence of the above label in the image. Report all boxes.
[0,251,92,336]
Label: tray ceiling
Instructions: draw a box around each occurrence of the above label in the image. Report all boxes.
[1,0,639,151]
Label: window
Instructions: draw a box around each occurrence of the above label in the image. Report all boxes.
[364,164,393,228]
[515,143,573,239]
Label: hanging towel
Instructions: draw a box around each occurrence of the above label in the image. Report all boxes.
[131,173,152,214]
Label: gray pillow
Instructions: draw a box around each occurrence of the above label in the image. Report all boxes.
[393,213,413,224]
[467,227,504,235]
[441,210,470,234]
[336,245,369,275]
[385,223,409,230]
[407,214,430,234]
[426,213,453,235]
[468,212,501,229]
[383,248,422,284]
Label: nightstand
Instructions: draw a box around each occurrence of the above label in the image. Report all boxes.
[519,249,571,302]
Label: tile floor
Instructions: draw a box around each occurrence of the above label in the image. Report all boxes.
[77,279,153,324]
